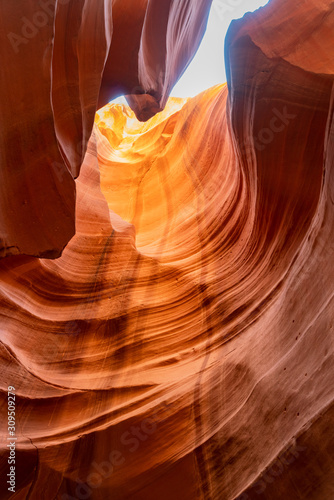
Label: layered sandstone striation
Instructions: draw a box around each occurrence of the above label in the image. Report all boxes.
[0,0,212,259]
[1,0,334,499]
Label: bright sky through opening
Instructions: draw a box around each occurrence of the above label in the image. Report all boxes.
[171,0,270,97]
[111,0,270,105]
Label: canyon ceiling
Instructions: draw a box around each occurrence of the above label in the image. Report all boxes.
[1,0,334,499]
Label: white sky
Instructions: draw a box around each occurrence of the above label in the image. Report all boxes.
[171,0,270,97]
[111,0,270,104]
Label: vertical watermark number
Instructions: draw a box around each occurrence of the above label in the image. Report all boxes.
[7,386,16,494]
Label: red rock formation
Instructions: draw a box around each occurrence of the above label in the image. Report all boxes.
[1,0,334,499]
[0,0,212,259]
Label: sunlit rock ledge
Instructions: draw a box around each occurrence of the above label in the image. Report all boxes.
[0,0,334,499]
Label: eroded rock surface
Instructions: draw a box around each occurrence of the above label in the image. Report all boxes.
[0,0,334,499]
[0,0,211,258]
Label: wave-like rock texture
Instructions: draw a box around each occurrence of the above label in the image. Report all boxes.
[1,0,334,499]
[0,0,212,259]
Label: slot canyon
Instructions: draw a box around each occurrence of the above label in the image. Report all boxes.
[0,0,334,499]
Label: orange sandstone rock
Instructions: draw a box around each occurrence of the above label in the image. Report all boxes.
[0,0,334,499]
[0,0,212,259]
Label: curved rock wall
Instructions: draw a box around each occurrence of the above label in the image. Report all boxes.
[0,0,212,259]
[0,0,334,499]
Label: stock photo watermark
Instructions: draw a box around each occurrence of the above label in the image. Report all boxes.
[239,106,296,155]
[235,442,307,499]
[7,0,71,54]
[61,401,174,500]
[7,386,16,493]
[213,0,251,20]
